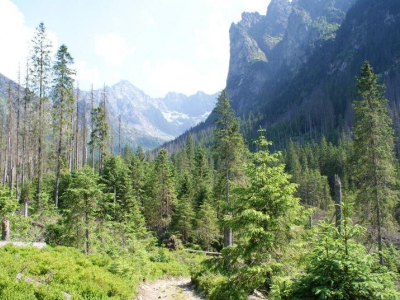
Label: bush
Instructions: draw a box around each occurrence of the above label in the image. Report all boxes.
[0,245,136,299]
[281,220,400,299]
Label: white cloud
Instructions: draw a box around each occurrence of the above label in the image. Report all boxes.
[95,33,135,66]
[0,0,60,83]
[74,61,102,90]
[0,0,31,81]
[148,17,155,25]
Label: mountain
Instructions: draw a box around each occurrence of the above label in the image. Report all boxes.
[0,74,217,150]
[162,0,400,153]
[253,0,400,148]
[78,81,217,150]
[226,0,356,114]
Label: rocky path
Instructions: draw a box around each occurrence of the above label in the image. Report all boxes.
[136,277,204,300]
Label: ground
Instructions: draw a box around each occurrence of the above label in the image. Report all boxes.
[136,277,204,300]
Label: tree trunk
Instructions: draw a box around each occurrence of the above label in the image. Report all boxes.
[85,199,89,255]
[334,174,342,233]
[1,218,10,241]
[24,199,28,218]
[224,161,233,247]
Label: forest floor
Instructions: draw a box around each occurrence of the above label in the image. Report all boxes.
[136,277,204,300]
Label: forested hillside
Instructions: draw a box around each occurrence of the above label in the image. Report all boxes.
[1,0,400,299]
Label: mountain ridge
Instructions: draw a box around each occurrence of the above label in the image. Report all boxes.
[160,0,400,153]
[0,73,218,150]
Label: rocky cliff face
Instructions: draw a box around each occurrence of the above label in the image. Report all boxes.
[229,0,400,149]
[226,0,356,112]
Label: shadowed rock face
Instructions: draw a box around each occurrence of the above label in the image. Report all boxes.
[226,0,356,113]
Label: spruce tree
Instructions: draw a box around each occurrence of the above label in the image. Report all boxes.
[30,22,52,207]
[352,61,398,265]
[213,89,246,247]
[196,199,219,251]
[144,149,176,235]
[52,44,75,208]
[129,147,147,207]
[193,146,211,208]
[89,86,109,172]
[61,167,102,255]
[185,132,195,173]
[215,130,301,297]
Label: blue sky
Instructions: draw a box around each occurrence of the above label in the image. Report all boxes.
[0,0,270,97]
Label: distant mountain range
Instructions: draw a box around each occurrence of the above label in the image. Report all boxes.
[0,74,218,150]
[79,81,217,150]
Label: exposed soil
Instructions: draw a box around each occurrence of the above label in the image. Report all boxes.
[136,277,204,300]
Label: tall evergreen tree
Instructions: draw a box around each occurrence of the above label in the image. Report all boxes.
[144,149,176,235]
[52,44,75,208]
[193,146,211,208]
[352,61,398,265]
[195,199,219,251]
[61,167,102,255]
[214,130,301,297]
[89,86,109,172]
[101,156,146,245]
[129,146,147,207]
[186,132,195,173]
[213,89,246,247]
[30,22,52,208]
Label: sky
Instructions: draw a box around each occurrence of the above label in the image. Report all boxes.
[0,0,270,98]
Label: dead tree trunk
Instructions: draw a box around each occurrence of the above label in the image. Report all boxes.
[1,218,10,241]
[334,174,342,233]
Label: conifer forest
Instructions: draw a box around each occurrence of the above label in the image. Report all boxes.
[2,1,400,299]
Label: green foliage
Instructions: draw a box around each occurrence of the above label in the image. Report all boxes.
[197,131,303,299]
[352,61,398,264]
[213,89,247,247]
[195,200,220,251]
[170,193,195,243]
[0,186,17,217]
[59,167,103,254]
[281,219,400,299]
[0,245,136,299]
[352,61,398,225]
[144,148,177,235]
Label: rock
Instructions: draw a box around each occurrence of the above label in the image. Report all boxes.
[226,0,356,114]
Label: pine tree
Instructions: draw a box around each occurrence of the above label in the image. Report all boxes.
[61,167,102,255]
[186,132,195,173]
[30,22,52,208]
[213,89,246,247]
[144,149,176,235]
[196,199,219,251]
[284,218,400,299]
[52,44,75,208]
[101,155,146,245]
[193,146,211,208]
[89,86,109,172]
[213,130,301,297]
[129,147,147,207]
[352,61,398,265]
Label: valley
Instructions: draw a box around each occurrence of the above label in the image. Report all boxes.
[0,0,400,299]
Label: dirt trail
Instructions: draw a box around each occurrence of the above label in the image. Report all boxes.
[136,277,204,300]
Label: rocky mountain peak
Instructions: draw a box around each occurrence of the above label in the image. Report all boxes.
[238,12,263,30]
[226,0,356,111]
